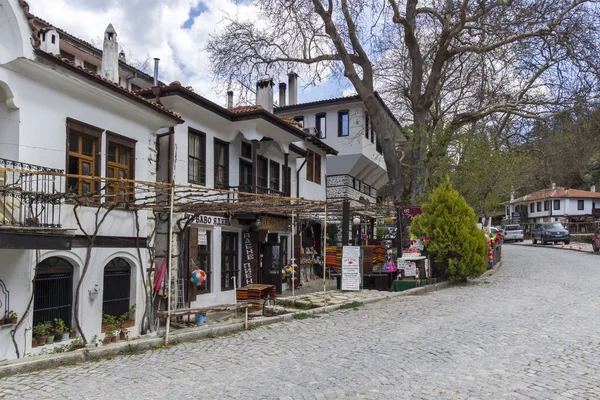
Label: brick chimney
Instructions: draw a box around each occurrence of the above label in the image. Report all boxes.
[101,24,119,83]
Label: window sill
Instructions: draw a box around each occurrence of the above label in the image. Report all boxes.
[0,323,15,330]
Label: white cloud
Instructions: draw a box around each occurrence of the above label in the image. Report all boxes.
[27,0,258,105]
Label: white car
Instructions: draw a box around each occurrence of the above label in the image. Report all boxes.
[503,224,524,242]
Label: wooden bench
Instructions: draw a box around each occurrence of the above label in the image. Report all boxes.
[158,302,251,330]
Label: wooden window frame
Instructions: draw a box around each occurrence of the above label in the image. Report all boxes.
[106,132,136,203]
[338,110,349,137]
[269,160,280,192]
[60,50,75,62]
[188,128,206,186]
[66,118,102,198]
[306,150,321,185]
[214,138,229,189]
[314,153,321,185]
[315,113,326,139]
[282,166,291,196]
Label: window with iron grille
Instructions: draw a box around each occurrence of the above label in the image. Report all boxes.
[221,232,239,291]
[33,257,73,328]
[188,128,206,185]
[102,258,131,319]
[270,160,280,191]
[214,139,229,189]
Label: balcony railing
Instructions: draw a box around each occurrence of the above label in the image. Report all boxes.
[227,184,287,202]
[0,158,63,228]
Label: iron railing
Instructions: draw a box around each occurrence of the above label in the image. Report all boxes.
[0,158,63,228]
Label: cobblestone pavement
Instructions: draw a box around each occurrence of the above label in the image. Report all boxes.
[2,245,600,399]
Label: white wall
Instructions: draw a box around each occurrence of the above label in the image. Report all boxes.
[0,0,35,65]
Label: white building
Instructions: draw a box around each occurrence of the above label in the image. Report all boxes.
[0,0,183,361]
[505,186,600,224]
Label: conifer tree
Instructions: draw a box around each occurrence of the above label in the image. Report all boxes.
[410,179,488,281]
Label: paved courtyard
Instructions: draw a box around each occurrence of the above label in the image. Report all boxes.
[2,245,600,399]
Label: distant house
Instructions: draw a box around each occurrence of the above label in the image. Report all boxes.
[504,185,600,224]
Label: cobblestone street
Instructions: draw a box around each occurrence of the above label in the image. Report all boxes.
[2,245,600,399]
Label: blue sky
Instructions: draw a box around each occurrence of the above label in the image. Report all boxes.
[26,0,346,106]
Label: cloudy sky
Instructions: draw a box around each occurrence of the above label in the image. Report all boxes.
[27,0,350,106]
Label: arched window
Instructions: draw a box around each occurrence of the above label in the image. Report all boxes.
[34,257,74,327]
[102,258,131,318]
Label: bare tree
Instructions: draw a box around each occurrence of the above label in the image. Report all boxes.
[207,0,600,206]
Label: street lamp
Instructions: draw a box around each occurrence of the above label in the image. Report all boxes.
[352,217,361,245]
[352,217,361,225]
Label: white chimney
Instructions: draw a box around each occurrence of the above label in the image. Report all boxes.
[40,28,60,55]
[279,82,287,107]
[101,24,120,83]
[227,91,234,108]
[119,50,127,63]
[288,72,298,105]
[510,191,515,202]
[256,78,274,113]
[591,184,596,193]
[551,182,556,189]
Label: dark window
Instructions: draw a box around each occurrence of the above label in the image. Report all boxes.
[530,203,535,213]
[362,183,371,196]
[338,110,349,137]
[269,160,280,191]
[106,136,135,203]
[316,113,326,139]
[102,258,131,319]
[130,83,142,91]
[257,156,268,189]
[578,200,585,210]
[214,139,229,189]
[241,142,252,159]
[83,61,98,73]
[293,116,304,128]
[188,128,206,185]
[33,257,73,328]
[239,160,252,192]
[365,113,369,139]
[67,120,101,196]
[282,166,291,196]
[221,232,239,291]
[553,200,561,210]
[51,34,56,44]
[60,50,75,62]
[544,200,549,211]
[306,151,321,184]
[536,202,542,212]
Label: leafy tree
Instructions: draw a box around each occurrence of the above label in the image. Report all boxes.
[410,179,488,281]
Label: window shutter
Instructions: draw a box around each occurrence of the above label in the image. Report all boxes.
[315,153,321,184]
[306,150,314,182]
[187,227,198,303]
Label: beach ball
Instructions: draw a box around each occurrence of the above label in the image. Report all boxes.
[190,269,207,285]
[284,265,294,276]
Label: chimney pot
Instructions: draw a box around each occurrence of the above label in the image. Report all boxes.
[288,72,298,106]
[279,82,287,107]
[256,78,274,113]
[153,58,160,86]
[591,183,596,193]
[101,24,120,83]
[227,91,234,108]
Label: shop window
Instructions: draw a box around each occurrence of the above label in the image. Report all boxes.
[33,257,74,328]
[536,202,542,212]
[241,141,252,159]
[214,139,229,189]
[188,228,212,296]
[67,119,101,196]
[269,160,280,192]
[106,135,135,203]
[306,151,321,184]
[102,258,131,319]
[188,128,206,186]
[83,61,98,73]
[293,116,304,128]
[316,113,326,139]
[338,110,349,137]
[257,156,268,190]
[221,232,239,291]
[578,200,585,210]
[553,200,560,210]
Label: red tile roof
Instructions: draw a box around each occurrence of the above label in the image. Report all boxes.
[509,187,600,204]
[17,1,182,122]
[228,105,264,113]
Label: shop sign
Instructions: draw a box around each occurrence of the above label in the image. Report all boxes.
[402,261,417,277]
[197,230,207,246]
[189,214,230,226]
[342,246,361,291]
[260,216,289,232]
[242,231,258,286]
[401,207,422,222]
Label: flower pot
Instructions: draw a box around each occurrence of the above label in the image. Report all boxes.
[124,320,135,328]
[110,336,116,343]
[37,335,47,346]
[62,332,70,341]
[46,335,55,344]
[101,325,107,333]
[0,319,4,326]
[54,334,63,342]
[103,337,111,344]
[32,339,39,348]
[69,331,76,339]
[10,317,17,325]
[119,332,126,341]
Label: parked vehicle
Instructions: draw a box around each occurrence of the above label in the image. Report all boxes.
[532,222,570,245]
[502,224,524,242]
[592,228,600,252]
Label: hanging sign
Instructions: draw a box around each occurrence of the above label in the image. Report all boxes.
[187,214,230,226]
[241,231,258,286]
[402,207,422,222]
[197,230,208,246]
[260,216,290,232]
[342,246,361,291]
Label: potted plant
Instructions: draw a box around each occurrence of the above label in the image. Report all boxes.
[33,322,48,346]
[32,337,39,348]
[104,325,116,344]
[8,310,17,325]
[53,318,67,342]
[46,321,56,344]
[102,313,117,333]
[69,325,77,339]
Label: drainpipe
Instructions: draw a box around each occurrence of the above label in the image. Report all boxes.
[296,158,307,198]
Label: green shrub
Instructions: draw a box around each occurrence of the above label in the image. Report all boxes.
[409,179,488,282]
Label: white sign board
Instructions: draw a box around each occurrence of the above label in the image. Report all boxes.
[403,261,417,277]
[342,246,361,291]
[198,230,208,246]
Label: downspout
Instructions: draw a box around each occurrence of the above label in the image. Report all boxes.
[296,158,307,198]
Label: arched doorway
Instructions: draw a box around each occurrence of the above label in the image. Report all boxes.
[102,258,132,319]
[34,257,74,327]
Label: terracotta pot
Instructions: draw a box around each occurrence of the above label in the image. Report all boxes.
[103,337,111,344]
[110,336,116,343]
[69,331,76,339]
[101,325,107,333]
[10,317,17,325]
[0,319,4,326]
[119,332,126,341]
[32,339,39,348]
[37,335,47,346]
[123,320,135,328]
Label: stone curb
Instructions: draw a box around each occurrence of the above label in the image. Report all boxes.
[518,243,596,254]
[0,266,488,377]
